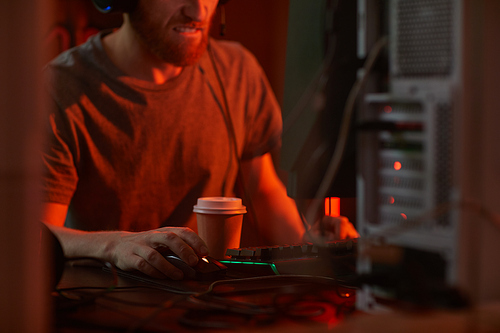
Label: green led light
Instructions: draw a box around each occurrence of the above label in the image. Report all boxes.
[220,260,267,266]
[220,261,280,275]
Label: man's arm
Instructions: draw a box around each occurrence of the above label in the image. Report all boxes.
[239,153,358,245]
[41,203,209,280]
[239,153,305,245]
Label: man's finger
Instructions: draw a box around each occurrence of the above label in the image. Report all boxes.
[131,248,185,280]
[160,227,210,257]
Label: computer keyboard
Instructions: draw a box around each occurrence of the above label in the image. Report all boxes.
[220,239,358,280]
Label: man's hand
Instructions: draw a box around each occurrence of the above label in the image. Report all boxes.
[42,203,209,280]
[304,216,359,243]
[44,222,209,280]
[110,227,209,280]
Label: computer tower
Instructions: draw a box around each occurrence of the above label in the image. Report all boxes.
[356,0,500,309]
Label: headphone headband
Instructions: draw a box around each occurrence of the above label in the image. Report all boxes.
[91,0,135,13]
[92,0,230,14]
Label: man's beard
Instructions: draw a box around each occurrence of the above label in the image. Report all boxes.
[129,6,212,66]
[147,32,209,66]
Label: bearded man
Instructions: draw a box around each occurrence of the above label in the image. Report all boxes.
[41,0,357,280]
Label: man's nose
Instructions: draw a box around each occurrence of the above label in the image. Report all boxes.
[182,0,210,22]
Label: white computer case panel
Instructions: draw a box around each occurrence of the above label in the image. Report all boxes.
[356,0,500,310]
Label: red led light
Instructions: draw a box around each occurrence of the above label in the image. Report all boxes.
[324,197,340,217]
[401,213,407,220]
[384,105,393,113]
[394,161,402,170]
[389,196,395,204]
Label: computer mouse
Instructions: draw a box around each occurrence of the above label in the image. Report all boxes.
[163,254,227,281]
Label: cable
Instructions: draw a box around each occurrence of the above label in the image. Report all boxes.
[125,295,186,333]
[56,285,194,306]
[179,274,357,328]
[56,258,118,295]
[54,259,120,314]
[282,0,340,135]
[206,40,265,245]
[56,265,357,330]
[191,274,355,305]
[305,36,389,227]
[281,2,339,232]
[219,4,226,36]
[204,41,235,197]
[359,198,500,312]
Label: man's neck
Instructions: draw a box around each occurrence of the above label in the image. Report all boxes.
[102,23,183,84]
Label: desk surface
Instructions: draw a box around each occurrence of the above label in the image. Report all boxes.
[53,263,355,332]
[53,264,500,333]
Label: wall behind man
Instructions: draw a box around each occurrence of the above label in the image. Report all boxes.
[212,0,290,105]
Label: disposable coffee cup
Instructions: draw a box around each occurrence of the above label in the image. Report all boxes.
[193,197,246,260]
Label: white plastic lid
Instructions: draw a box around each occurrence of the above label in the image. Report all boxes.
[193,197,247,215]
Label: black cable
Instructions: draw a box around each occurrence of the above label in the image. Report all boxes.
[191,274,355,307]
[125,295,186,333]
[305,36,389,226]
[57,265,357,330]
[182,274,357,328]
[359,199,500,311]
[55,258,118,297]
[206,40,264,245]
[282,1,339,135]
[204,42,234,197]
[56,285,193,307]
[219,4,226,36]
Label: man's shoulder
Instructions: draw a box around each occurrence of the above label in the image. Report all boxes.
[45,32,105,77]
[46,48,82,76]
[210,38,257,60]
[209,38,244,51]
[208,38,262,73]
[44,32,111,94]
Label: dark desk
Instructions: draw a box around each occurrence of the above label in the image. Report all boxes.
[53,263,357,332]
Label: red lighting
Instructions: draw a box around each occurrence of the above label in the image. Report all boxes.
[389,196,395,204]
[324,197,340,217]
[384,105,393,113]
[394,161,402,171]
[401,213,408,220]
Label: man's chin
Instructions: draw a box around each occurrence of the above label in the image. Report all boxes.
[174,49,206,66]
[156,40,208,66]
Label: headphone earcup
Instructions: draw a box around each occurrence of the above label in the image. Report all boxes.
[91,0,137,13]
[92,0,229,14]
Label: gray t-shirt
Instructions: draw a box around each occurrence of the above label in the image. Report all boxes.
[42,31,282,232]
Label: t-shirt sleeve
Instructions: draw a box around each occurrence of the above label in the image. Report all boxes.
[240,53,283,160]
[211,40,283,161]
[41,90,79,205]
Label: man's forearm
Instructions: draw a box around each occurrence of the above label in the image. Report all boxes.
[239,153,306,245]
[249,187,305,245]
[43,223,123,263]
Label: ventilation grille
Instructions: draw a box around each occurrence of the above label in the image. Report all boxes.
[380,174,424,191]
[395,0,454,77]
